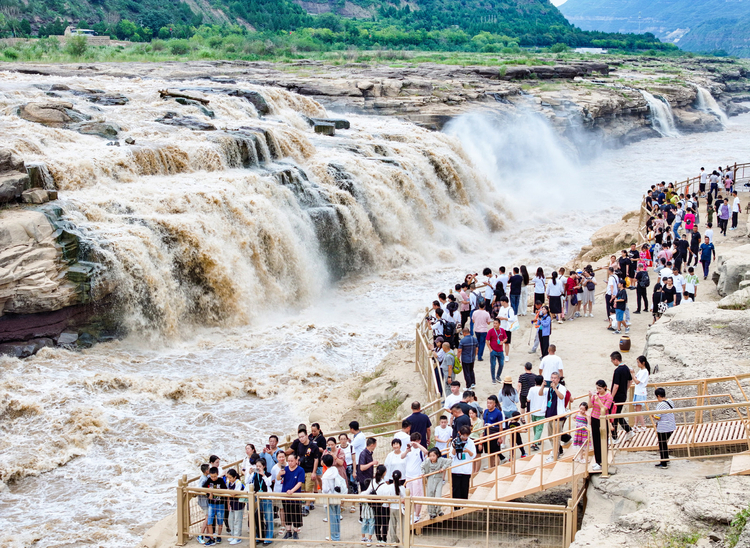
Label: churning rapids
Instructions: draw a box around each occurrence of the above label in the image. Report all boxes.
[0,70,747,547]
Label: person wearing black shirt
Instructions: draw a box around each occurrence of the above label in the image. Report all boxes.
[674,237,689,273]
[357,438,378,491]
[627,244,639,286]
[517,362,537,413]
[689,227,701,267]
[661,278,677,308]
[617,251,630,281]
[450,404,472,439]
[205,467,228,545]
[287,429,321,515]
[310,423,327,494]
[614,280,628,334]
[407,402,432,448]
[610,351,633,443]
[508,268,524,315]
[634,264,650,314]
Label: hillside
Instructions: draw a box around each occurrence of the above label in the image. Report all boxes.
[557,0,750,56]
[0,0,671,52]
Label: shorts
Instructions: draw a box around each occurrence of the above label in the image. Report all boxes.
[474,440,483,454]
[304,472,316,493]
[406,478,424,497]
[361,517,375,535]
[633,394,647,402]
[282,499,303,528]
[487,431,501,455]
[316,466,323,476]
[615,309,625,322]
[198,496,208,511]
[505,331,512,344]
[207,504,225,524]
[582,288,595,305]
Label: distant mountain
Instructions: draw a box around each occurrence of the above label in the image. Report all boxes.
[557,0,750,56]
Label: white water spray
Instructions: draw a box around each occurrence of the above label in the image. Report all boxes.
[640,90,680,138]
[694,85,729,126]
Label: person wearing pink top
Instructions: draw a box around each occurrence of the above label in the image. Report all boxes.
[470,305,492,362]
[683,209,696,232]
[588,380,614,472]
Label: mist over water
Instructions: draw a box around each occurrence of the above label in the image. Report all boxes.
[2,69,750,547]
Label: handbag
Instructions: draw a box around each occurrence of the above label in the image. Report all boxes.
[570,293,578,306]
[658,301,668,314]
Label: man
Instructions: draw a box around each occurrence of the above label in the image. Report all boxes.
[439,341,456,393]
[443,381,463,416]
[286,428,320,515]
[610,351,633,443]
[508,267,524,315]
[719,198,731,236]
[614,279,628,334]
[543,372,567,463]
[705,223,714,244]
[407,401,432,448]
[699,236,716,280]
[671,267,685,306]
[497,266,509,297]
[496,296,515,359]
[449,425,476,500]
[310,423,327,492]
[675,236,690,273]
[487,318,506,385]
[699,166,707,197]
[654,387,677,468]
[539,344,564,387]
[529,375,548,451]
[357,438,378,493]
[710,170,720,201]
[517,362,537,414]
[634,263,650,314]
[606,267,618,329]
[731,190,742,230]
[278,453,305,540]
[450,403,471,439]
[203,467,228,546]
[349,421,365,488]
[458,327,478,389]
[394,419,412,449]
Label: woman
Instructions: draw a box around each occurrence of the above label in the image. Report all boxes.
[608,255,618,271]
[564,270,580,321]
[519,266,531,316]
[483,395,504,467]
[661,277,677,308]
[654,388,676,468]
[683,207,696,232]
[651,279,664,326]
[533,267,546,306]
[582,265,596,318]
[631,356,651,432]
[325,437,347,481]
[588,380,614,472]
[380,470,405,544]
[499,376,519,423]
[536,306,552,357]
[458,283,471,329]
[546,271,564,323]
[383,439,406,480]
[368,465,389,544]
[338,434,357,514]
[468,407,484,474]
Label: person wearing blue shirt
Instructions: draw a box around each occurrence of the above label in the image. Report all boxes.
[279,453,306,540]
[535,306,552,357]
[698,236,716,280]
[483,395,505,466]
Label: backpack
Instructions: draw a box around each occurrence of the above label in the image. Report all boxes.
[449,350,462,374]
[474,292,486,310]
[442,318,456,338]
[333,472,349,495]
[639,272,650,288]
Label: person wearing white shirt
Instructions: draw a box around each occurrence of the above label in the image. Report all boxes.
[497,267,509,296]
[705,225,714,244]
[496,296,516,358]
[631,356,651,432]
[444,382,462,418]
[605,267,618,328]
[731,192,742,230]
[384,439,406,480]
[349,421,366,479]
[699,167,707,197]
[539,345,564,386]
[401,435,428,523]
[671,268,685,305]
[449,425,475,500]
[394,421,411,449]
[433,416,452,453]
[528,376,548,451]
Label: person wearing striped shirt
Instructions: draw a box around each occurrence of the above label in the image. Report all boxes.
[654,387,676,468]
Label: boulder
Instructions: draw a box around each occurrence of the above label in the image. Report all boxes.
[57,331,79,345]
[718,287,750,310]
[21,188,49,204]
[714,244,750,296]
[72,121,121,139]
[18,101,90,126]
[0,341,38,358]
[155,112,216,131]
[84,92,129,106]
[308,117,350,130]
[0,149,25,172]
[228,89,270,115]
[174,97,215,118]
[313,121,335,136]
[0,171,30,203]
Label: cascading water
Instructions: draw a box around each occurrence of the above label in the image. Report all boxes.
[694,85,729,126]
[640,90,680,138]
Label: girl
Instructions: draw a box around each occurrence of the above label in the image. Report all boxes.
[359,477,376,545]
[369,465,389,544]
[546,271,564,323]
[588,380,614,472]
[632,356,651,432]
[379,470,405,544]
[468,407,484,474]
[582,265,596,318]
[639,244,652,269]
[533,267,546,306]
[519,265,531,316]
[420,448,452,519]
[573,403,590,463]
[536,306,552,357]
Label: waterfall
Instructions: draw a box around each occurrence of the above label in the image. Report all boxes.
[640,90,680,138]
[694,85,729,126]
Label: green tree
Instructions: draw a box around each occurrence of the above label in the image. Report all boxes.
[65,35,88,56]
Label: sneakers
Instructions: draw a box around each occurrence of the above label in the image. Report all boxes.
[591,463,602,472]
[528,349,536,354]
[215,538,222,544]
[198,537,206,545]
[310,504,315,510]
[590,314,594,318]
[492,378,497,384]
[545,455,555,463]
[293,532,299,540]
[229,541,242,546]
[625,327,630,333]
[204,540,216,547]
[612,436,621,444]
[283,532,292,540]
[613,330,621,334]
[655,463,668,468]
[301,508,310,517]
[323,518,328,522]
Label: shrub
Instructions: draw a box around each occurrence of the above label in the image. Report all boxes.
[169,39,191,55]
[3,48,19,60]
[150,39,166,52]
[65,35,88,57]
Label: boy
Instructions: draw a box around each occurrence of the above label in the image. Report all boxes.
[614,280,627,334]
[434,416,452,453]
[684,266,699,301]
[197,464,210,545]
[204,467,227,546]
[517,362,537,413]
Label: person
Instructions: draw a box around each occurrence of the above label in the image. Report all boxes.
[337,434,357,512]
[573,403,590,463]
[196,464,211,545]
[401,433,428,523]
[688,226,701,267]
[359,484,376,546]
[458,328,479,389]
[384,438,406,480]
[286,428,320,516]
[310,423,327,492]
[519,265,531,316]
[613,279,628,334]
[444,381,463,416]
[380,470,405,544]
[434,415,452,453]
[610,351,633,444]
[654,387,677,468]
[661,277,677,308]
[588,380,614,472]
[705,222,714,244]
[496,296,516,359]
[450,403,471,439]
[458,283,471,329]
[632,356,651,433]
[628,243,640,286]
[564,270,580,320]
[358,438,378,495]
[582,265,596,317]
[699,236,716,280]
[544,372,568,463]
[685,266,699,301]
[546,270,564,323]
[505,411,527,458]
[508,267,523,315]
[270,451,287,527]
[468,407,485,474]
[536,305,552,357]
[718,198,730,236]
[324,437,347,481]
[470,303,491,363]
[450,425,476,500]
[394,420,412,449]
[204,467,227,546]
[321,453,348,542]
[421,448,452,519]
[533,267,546,306]
[518,362,537,414]
[731,191,742,230]
[634,263,650,314]
[368,465,389,545]
[483,395,505,465]
[499,376,519,423]
[439,341,456,394]
[349,421,366,485]
[487,318,506,385]
[246,462,270,545]
[279,453,305,540]
[406,402,430,450]
[539,344,564,387]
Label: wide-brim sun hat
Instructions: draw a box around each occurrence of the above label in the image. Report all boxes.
[503,376,513,384]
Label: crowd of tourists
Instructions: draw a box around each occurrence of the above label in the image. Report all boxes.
[192,168,744,546]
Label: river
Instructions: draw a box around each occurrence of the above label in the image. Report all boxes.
[1,70,748,547]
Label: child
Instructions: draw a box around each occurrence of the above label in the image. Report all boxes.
[226,469,248,546]
[573,403,590,462]
[359,479,375,545]
[197,464,210,544]
[420,448,452,519]
[434,416,451,453]
[248,461,272,544]
[506,411,527,458]
[203,466,227,546]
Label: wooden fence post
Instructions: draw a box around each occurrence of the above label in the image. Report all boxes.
[627,385,635,427]
[600,417,609,478]
[247,485,256,544]
[564,497,575,548]
[176,478,185,545]
[403,488,413,547]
